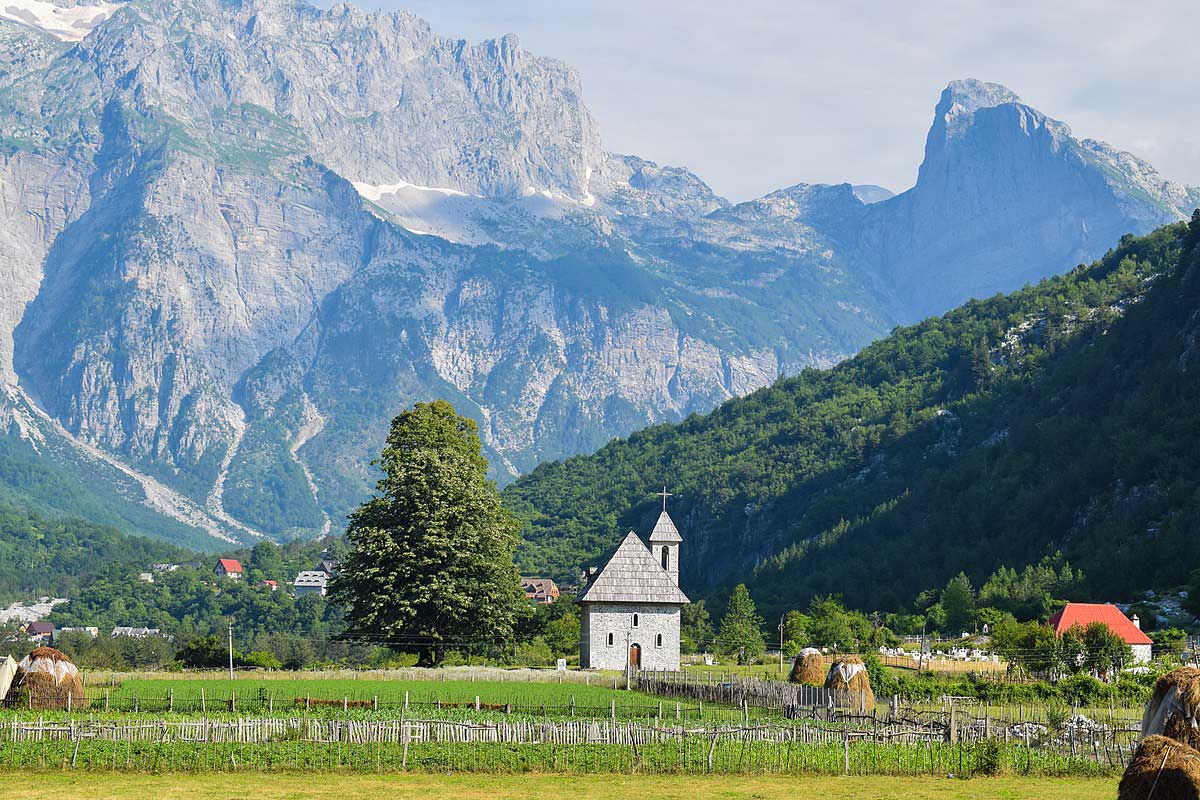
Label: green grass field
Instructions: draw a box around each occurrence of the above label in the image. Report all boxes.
[62,675,728,719]
[0,772,1116,799]
[40,673,782,723]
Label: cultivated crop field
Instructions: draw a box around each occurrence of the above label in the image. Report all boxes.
[0,669,1135,786]
[0,668,794,723]
[39,672,773,722]
[0,772,1117,800]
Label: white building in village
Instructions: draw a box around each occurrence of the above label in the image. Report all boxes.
[578,495,689,671]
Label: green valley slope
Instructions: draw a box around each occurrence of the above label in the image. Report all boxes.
[505,218,1200,617]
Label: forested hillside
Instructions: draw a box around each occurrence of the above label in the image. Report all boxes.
[506,218,1200,617]
[0,505,193,604]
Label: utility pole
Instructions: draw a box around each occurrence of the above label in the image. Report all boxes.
[228,619,235,680]
[778,615,785,673]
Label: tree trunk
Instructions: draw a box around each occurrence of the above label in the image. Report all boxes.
[418,643,447,667]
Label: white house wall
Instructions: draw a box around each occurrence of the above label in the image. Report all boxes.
[580,602,681,671]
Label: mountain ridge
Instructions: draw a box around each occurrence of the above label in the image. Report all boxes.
[0,1,1196,550]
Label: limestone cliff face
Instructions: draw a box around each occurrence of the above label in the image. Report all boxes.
[0,9,1194,548]
[0,0,881,543]
[846,80,1198,319]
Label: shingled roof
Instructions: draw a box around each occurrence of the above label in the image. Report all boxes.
[578,531,689,605]
[648,511,682,544]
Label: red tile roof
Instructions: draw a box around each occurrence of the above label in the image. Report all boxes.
[216,558,242,573]
[1048,603,1152,645]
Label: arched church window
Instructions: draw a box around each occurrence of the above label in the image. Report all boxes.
[661,546,670,570]
[607,632,614,646]
[656,633,663,648]
[632,613,639,628]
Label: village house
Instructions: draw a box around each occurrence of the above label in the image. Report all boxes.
[214,559,243,580]
[578,492,689,671]
[314,552,338,576]
[111,626,164,638]
[59,627,99,638]
[21,621,54,643]
[521,578,560,604]
[294,571,328,597]
[262,580,279,591]
[1049,602,1153,663]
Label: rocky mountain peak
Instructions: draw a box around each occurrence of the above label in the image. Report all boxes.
[938,78,1021,118]
[921,78,1070,173]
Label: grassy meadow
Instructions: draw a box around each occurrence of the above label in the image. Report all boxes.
[12,671,777,723]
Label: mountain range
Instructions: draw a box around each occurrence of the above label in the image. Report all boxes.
[0,0,1196,549]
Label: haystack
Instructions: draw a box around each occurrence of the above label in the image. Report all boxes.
[1143,668,1200,750]
[1119,735,1200,800]
[824,655,874,711]
[12,647,87,710]
[789,648,825,685]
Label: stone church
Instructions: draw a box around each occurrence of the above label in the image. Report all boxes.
[578,501,689,671]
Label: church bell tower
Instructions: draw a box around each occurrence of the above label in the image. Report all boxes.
[648,487,682,586]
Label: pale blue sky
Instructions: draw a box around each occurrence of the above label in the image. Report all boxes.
[348,0,1200,202]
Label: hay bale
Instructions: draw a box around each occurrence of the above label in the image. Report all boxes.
[1119,735,1200,800]
[11,646,87,710]
[1144,668,1200,750]
[824,655,874,710]
[789,648,825,685]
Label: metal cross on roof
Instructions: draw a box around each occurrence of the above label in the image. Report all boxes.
[656,486,673,511]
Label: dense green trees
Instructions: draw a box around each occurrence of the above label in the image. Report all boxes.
[990,618,1132,678]
[0,505,191,604]
[681,600,715,654]
[330,401,529,666]
[978,555,1083,622]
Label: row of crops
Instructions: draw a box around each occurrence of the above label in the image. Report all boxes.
[0,733,1119,777]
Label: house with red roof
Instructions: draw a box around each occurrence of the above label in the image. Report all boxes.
[214,559,243,580]
[1048,603,1153,663]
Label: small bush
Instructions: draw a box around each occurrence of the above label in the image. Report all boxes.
[973,739,1005,775]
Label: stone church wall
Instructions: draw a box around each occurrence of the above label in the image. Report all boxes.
[581,603,681,670]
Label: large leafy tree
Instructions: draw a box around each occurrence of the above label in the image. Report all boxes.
[806,595,860,649]
[1081,622,1133,677]
[330,401,528,666]
[718,584,765,664]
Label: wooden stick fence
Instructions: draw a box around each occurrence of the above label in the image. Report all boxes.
[635,670,870,714]
[0,716,1132,776]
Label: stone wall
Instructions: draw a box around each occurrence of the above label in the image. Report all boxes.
[580,602,681,671]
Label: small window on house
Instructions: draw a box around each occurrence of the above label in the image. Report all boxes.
[632,613,639,628]
[656,633,663,648]
[661,546,670,570]
[607,632,614,647]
